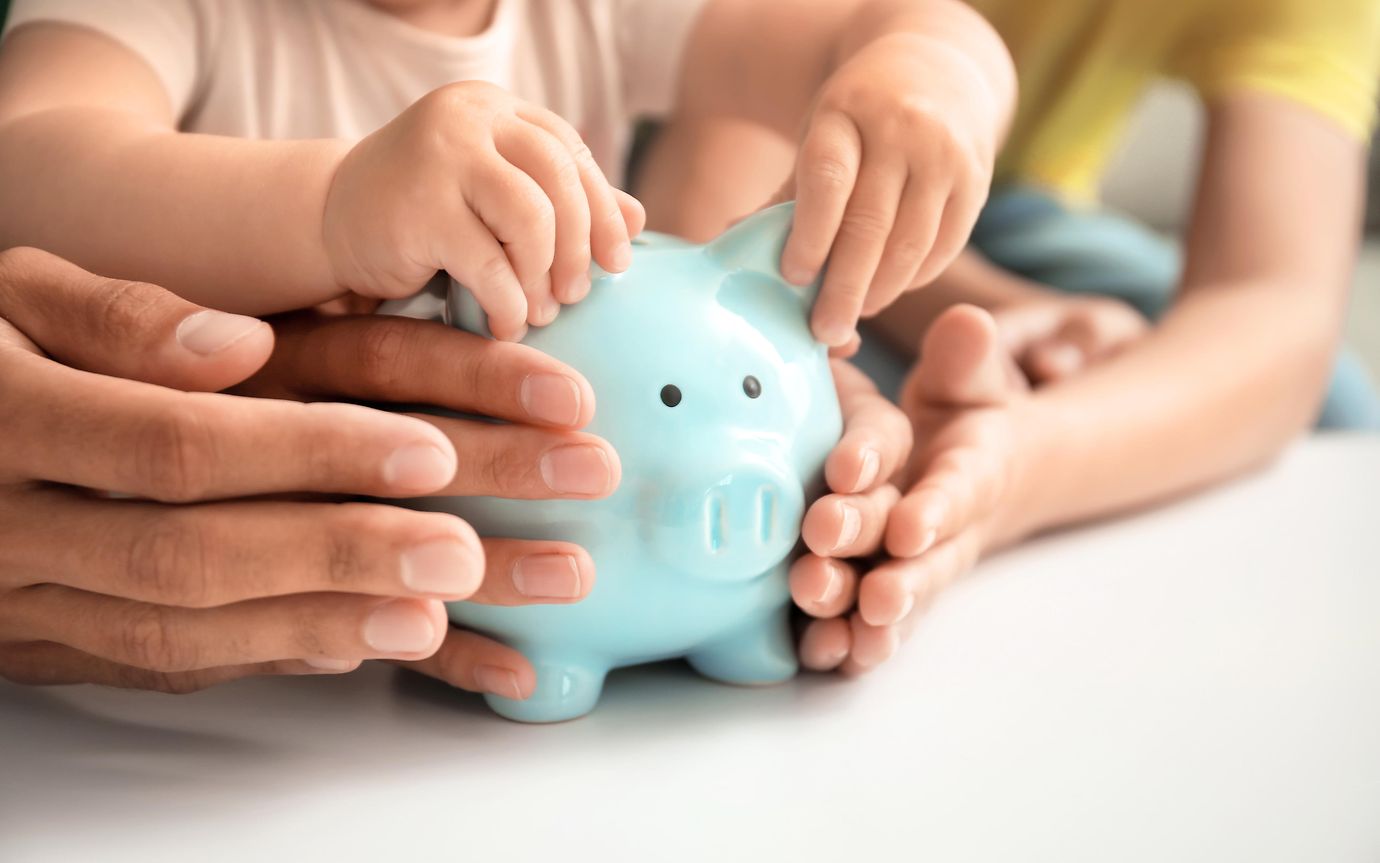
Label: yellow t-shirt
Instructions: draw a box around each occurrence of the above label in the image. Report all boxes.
[970,0,1380,201]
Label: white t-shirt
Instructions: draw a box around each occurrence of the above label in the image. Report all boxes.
[2,0,707,184]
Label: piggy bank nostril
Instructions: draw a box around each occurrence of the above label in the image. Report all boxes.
[757,485,776,543]
[704,490,727,553]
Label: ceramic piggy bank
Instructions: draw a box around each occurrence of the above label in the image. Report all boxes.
[416,203,841,722]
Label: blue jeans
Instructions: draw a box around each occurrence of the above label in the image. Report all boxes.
[859,186,1380,430]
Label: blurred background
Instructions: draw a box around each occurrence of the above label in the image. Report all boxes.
[0,0,1373,378]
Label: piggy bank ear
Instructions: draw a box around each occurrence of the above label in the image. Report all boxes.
[704,202,818,306]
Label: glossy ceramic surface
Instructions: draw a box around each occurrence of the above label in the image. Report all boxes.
[414,203,842,722]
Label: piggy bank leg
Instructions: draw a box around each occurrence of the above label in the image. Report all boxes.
[483,652,608,723]
[686,610,797,686]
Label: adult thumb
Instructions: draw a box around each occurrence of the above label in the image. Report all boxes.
[0,247,273,392]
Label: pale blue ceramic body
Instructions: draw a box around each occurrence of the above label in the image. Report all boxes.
[414,204,841,722]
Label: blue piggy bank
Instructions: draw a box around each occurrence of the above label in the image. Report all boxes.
[418,203,841,722]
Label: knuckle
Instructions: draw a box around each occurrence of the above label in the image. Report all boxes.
[322,505,386,588]
[134,403,218,503]
[839,207,893,241]
[803,154,854,193]
[87,277,168,345]
[355,318,413,392]
[136,669,207,695]
[125,513,215,607]
[474,253,518,296]
[120,604,193,672]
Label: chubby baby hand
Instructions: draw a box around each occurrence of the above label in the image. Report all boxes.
[778,33,1004,347]
[323,81,645,341]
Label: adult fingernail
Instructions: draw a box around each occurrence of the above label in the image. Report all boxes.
[475,665,524,700]
[401,539,479,596]
[539,445,611,495]
[916,528,937,555]
[363,601,437,654]
[854,447,881,492]
[834,502,862,551]
[814,561,844,605]
[513,554,583,599]
[520,374,583,426]
[304,657,356,671]
[383,444,455,492]
[176,310,264,356]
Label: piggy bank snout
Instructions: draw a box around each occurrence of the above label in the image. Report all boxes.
[650,459,805,581]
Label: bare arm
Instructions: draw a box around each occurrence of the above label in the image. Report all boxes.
[0,24,347,315]
[637,0,1015,343]
[999,92,1363,539]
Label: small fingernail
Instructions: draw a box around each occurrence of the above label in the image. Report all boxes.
[175,310,264,356]
[304,657,356,671]
[383,444,455,492]
[520,373,583,426]
[535,294,560,325]
[303,657,354,671]
[610,241,632,271]
[783,261,814,286]
[401,538,479,596]
[570,272,592,301]
[814,562,844,605]
[363,601,437,654]
[816,321,855,347]
[834,502,862,551]
[539,445,612,495]
[854,447,881,492]
[475,664,525,700]
[512,554,583,599]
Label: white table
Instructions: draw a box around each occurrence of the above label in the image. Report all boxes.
[4,437,1379,863]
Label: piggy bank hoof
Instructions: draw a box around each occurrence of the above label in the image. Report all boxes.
[484,661,608,723]
[686,616,798,686]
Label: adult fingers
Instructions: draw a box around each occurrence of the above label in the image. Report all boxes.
[2,587,449,671]
[496,122,588,325]
[789,555,858,619]
[0,641,354,691]
[910,304,1023,408]
[860,529,981,627]
[812,157,905,346]
[518,105,633,283]
[418,414,620,499]
[886,443,1002,558]
[798,617,851,672]
[828,360,912,494]
[0,356,457,500]
[463,538,595,606]
[0,489,485,606]
[258,314,596,429]
[780,111,861,288]
[0,246,272,392]
[800,483,899,559]
[398,627,536,701]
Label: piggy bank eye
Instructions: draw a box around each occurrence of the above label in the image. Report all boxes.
[660,384,682,407]
[742,375,761,399]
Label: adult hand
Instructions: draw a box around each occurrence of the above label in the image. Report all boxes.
[0,248,615,697]
[240,306,623,701]
[788,359,913,671]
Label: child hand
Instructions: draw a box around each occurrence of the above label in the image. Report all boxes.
[797,306,1033,673]
[778,34,1001,346]
[323,82,645,342]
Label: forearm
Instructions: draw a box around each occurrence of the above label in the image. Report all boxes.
[1000,280,1339,544]
[0,108,347,314]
